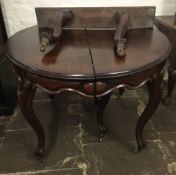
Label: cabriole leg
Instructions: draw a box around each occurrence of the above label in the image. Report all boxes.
[17,81,45,155]
[135,72,162,152]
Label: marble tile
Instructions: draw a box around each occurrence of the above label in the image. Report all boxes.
[0,126,83,173]
[0,169,82,175]
[83,140,176,175]
[151,106,176,132]
[6,93,83,131]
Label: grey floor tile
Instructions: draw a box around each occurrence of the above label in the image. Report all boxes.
[151,107,176,132]
[112,89,138,99]
[6,93,83,131]
[34,88,50,100]
[6,102,54,130]
[37,169,82,175]
[160,132,176,155]
[83,141,176,175]
[0,168,82,175]
[157,133,176,175]
[135,86,149,103]
[0,126,82,173]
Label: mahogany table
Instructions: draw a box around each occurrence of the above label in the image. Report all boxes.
[5,7,170,155]
[155,15,176,105]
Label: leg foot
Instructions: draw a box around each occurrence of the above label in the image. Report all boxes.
[135,141,146,153]
[35,147,45,156]
[98,127,107,142]
[134,144,146,153]
[98,133,104,142]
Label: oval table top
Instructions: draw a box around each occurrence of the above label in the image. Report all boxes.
[5,26,170,81]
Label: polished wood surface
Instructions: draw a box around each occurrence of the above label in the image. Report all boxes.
[5,26,170,80]
[87,27,169,79]
[5,27,94,80]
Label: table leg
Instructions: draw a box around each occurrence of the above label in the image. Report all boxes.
[17,81,45,155]
[135,73,162,152]
[163,66,176,105]
[96,93,111,142]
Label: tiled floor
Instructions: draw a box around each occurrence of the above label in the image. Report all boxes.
[0,86,176,175]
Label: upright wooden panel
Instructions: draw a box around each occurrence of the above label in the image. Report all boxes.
[35,7,155,30]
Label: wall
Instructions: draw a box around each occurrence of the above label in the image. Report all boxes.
[1,0,176,37]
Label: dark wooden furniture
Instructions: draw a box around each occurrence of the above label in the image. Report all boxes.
[155,15,176,105]
[5,7,170,155]
[0,5,16,117]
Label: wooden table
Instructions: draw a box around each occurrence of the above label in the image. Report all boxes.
[155,15,176,104]
[5,7,170,155]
